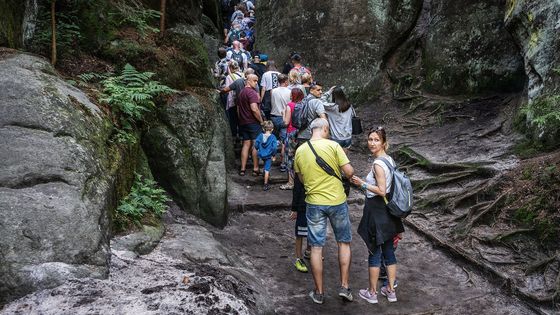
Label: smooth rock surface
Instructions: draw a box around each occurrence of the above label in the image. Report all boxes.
[142,88,232,227]
[0,52,114,304]
[256,0,525,97]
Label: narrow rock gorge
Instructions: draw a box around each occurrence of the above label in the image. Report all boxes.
[1,0,559,314]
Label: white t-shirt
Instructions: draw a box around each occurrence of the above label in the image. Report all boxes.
[260,71,280,91]
[365,156,395,198]
[270,86,291,116]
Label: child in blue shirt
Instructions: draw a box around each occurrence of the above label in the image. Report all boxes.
[254,121,277,191]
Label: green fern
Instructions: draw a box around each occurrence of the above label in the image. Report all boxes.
[111,0,160,37]
[101,63,175,127]
[117,173,170,226]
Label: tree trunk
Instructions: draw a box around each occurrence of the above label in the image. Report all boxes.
[159,0,166,35]
[50,0,56,65]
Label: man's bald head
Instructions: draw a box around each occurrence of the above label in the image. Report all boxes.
[246,74,259,89]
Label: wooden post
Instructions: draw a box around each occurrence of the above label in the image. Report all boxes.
[159,0,166,35]
[50,0,56,65]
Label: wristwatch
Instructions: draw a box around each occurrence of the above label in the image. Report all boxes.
[361,183,368,190]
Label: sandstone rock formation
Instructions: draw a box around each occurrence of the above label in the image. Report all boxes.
[142,89,232,227]
[0,51,114,304]
[256,0,525,98]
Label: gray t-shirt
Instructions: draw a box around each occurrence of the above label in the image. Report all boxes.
[297,96,326,140]
[270,86,291,116]
[324,103,353,141]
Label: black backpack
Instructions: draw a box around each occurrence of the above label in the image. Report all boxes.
[231,50,244,67]
[291,94,313,131]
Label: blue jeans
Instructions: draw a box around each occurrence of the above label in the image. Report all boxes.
[333,138,352,148]
[368,240,397,267]
[271,115,287,142]
[307,202,352,246]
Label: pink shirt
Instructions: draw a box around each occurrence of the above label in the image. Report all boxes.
[287,101,296,134]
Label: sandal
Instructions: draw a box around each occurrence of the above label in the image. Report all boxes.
[252,169,260,177]
[239,170,246,176]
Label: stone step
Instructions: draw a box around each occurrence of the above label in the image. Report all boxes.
[228,179,365,213]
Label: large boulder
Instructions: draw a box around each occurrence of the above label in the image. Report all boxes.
[142,88,232,227]
[0,51,118,303]
[256,0,525,98]
[505,0,560,146]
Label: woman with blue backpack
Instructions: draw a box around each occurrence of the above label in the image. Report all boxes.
[351,127,405,304]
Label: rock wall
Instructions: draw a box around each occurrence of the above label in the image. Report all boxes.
[0,51,117,304]
[255,0,525,98]
[505,0,560,145]
[143,89,232,227]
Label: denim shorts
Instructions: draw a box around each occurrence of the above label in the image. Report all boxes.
[368,240,397,267]
[306,202,352,246]
[239,123,261,141]
[333,138,352,149]
[262,158,272,172]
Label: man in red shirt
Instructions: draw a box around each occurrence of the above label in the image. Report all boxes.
[237,74,264,176]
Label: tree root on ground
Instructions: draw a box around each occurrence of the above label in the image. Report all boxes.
[447,178,497,210]
[487,228,533,242]
[413,170,481,193]
[456,192,509,236]
[525,253,559,275]
[396,146,495,177]
[462,266,474,285]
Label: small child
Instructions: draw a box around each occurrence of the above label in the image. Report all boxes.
[254,121,278,191]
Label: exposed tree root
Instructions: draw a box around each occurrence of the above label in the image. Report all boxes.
[476,120,505,138]
[488,228,533,242]
[525,253,559,275]
[453,201,492,222]
[413,170,481,193]
[456,192,510,236]
[447,178,496,210]
[396,146,496,177]
[462,266,474,285]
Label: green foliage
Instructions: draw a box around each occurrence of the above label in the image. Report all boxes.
[513,165,560,245]
[112,128,138,145]
[116,174,170,227]
[522,95,560,131]
[101,63,175,129]
[30,7,83,57]
[111,0,160,37]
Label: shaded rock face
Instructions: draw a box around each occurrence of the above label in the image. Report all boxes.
[256,0,525,97]
[142,89,232,227]
[0,52,114,304]
[505,0,560,144]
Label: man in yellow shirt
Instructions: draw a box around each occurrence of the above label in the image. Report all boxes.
[294,118,355,305]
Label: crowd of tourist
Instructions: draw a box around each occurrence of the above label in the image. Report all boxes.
[213,1,404,306]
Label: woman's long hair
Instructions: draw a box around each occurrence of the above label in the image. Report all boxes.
[333,87,350,112]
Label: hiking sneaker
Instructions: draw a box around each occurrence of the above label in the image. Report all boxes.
[280,164,287,172]
[358,289,378,304]
[263,184,270,191]
[309,290,324,304]
[303,249,311,260]
[279,183,293,190]
[381,286,397,302]
[382,279,398,289]
[294,259,308,273]
[338,287,353,302]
